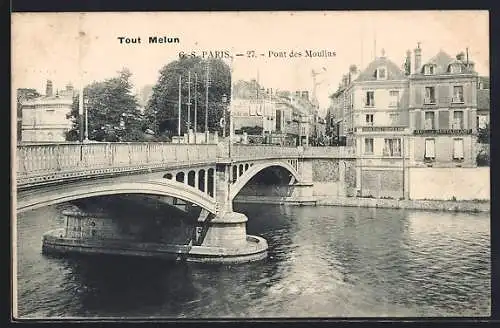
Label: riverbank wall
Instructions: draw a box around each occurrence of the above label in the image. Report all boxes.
[234,196,490,213]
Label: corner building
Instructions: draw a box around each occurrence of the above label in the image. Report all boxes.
[349,50,410,199]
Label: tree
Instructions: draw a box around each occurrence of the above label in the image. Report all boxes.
[17,88,41,141]
[478,123,490,144]
[66,68,144,142]
[144,57,231,138]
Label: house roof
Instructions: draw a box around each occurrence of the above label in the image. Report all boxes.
[419,50,476,75]
[479,76,490,89]
[355,55,406,82]
[420,50,454,74]
[477,89,490,111]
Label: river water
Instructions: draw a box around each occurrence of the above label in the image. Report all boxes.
[15,203,490,318]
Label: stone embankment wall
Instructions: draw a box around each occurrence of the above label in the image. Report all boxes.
[310,159,357,197]
[408,167,490,201]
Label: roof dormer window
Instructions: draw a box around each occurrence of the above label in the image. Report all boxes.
[424,64,436,75]
[449,63,463,74]
[376,67,387,80]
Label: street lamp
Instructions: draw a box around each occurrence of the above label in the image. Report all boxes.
[83,97,89,142]
[221,93,228,142]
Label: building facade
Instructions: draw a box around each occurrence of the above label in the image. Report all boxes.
[16,88,41,142]
[21,81,75,142]
[477,76,490,130]
[408,46,478,168]
[231,80,321,145]
[350,50,411,198]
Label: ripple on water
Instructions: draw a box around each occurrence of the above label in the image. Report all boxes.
[15,204,490,318]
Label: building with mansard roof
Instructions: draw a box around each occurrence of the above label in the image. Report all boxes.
[327,43,482,199]
[21,80,75,143]
[327,49,410,198]
[408,44,478,168]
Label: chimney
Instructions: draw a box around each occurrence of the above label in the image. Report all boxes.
[414,43,422,72]
[301,91,309,100]
[405,50,412,75]
[342,74,348,87]
[46,80,53,97]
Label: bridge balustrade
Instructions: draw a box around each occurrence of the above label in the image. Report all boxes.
[231,144,355,160]
[16,142,218,186]
[16,142,355,188]
[302,146,356,158]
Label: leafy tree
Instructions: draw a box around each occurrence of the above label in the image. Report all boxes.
[144,57,231,138]
[17,88,41,141]
[478,123,490,144]
[66,68,144,142]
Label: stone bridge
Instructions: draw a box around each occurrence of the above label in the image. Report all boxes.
[15,142,355,263]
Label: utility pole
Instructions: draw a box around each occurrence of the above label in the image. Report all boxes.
[84,99,88,142]
[178,75,182,142]
[229,56,234,159]
[205,62,210,143]
[187,71,192,143]
[194,73,198,144]
[79,85,84,143]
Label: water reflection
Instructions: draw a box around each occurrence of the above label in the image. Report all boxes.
[16,203,490,318]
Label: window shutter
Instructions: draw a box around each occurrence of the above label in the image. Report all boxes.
[425,139,435,158]
[468,109,476,130]
[438,85,450,105]
[464,83,473,105]
[453,139,464,159]
[414,111,421,130]
[414,87,422,105]
[438,111,449,129]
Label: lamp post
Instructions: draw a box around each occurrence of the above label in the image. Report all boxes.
[221,94,229,156]
[83,97,89,142]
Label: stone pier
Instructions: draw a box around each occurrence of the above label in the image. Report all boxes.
[42,161,268,264]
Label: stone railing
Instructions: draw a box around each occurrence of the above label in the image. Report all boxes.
[16,142,357,189]
[231,144,301,160]
[231,144,355,160]
[16,142,218,188]
[302,146,356,158]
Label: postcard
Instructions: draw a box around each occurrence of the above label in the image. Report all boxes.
[12,11,490,319]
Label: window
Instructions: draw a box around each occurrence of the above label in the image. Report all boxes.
[389,113,399,125]
[452,86,464,103]
[450,64,463,74]
[365,91,375,107]
[453,138,464,160]
[453,111,464,129]
[364,138,374,154]
[383,138,401,156]
[424,139,436,160]
[377,67,387,80]
[424,65,435,75]
[425,87,436,104]
[366,114,374,125]
[389,91,399,107]
[424,111,435,130]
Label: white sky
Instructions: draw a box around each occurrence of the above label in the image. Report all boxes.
[12,11,489,113]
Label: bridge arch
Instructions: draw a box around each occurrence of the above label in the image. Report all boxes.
[17,179,217,215]
[229,160,301,201]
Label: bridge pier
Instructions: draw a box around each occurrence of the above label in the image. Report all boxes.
[41,162,269,264]
[188,161,268,263]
